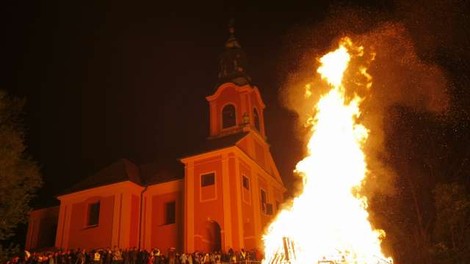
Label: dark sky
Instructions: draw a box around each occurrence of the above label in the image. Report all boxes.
[1,0,468,207]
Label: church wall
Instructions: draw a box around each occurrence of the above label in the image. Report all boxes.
[68,195,115,249]
[182,143,286,253]
[145,179,183,254]
[248,91,266,136]
[150,193,178,252]
[53,182,144,250]
[237,137,252,157]
[192,156,224,252]
[273,187,284,215]
[209,85,246,136]
[254,140,266,169]
[129,194,140,248]
[239,161,256,249]
[25,206,59,250]
[257,176,271,230]
[228,154,241,249]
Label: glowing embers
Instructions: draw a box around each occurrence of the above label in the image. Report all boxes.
[261,38,393,264]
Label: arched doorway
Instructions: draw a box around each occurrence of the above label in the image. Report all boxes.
[205,220,222,252]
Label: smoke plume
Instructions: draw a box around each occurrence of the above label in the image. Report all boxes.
[279,7,450,196]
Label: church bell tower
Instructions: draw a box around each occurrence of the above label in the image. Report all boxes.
[181,23,285,254]
[207,22,267,140]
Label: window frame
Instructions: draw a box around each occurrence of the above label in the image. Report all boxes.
[242,174,251,204]
[260,189,267,214]
[87,201,100,227]
[201,172,216,187]
[242,175,250,190]
[221,103,237,129]
[164,201,176,225]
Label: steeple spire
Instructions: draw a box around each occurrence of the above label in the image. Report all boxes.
[217,19,251,86]
[225,19,241,49]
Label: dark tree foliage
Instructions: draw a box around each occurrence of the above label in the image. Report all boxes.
[0,90,42,260]
[371,99,470,264]
[432,183,470,263]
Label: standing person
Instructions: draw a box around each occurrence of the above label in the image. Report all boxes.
[103,249,112,264]
[137,249,148,264]
[214,252,221,264]
[129,248,137,264]
[186,253,192,264]
[239,249,246,264]
[167,248,175,264]
[112,247,123,264]
[75,249,85,264]
[123,249,130,264]
[48,253,54,264]
[179,253,187,264]
[93,250,101,264]
[152,249,160,264]
[146,250,153,264]
[86,251,93,264]
[203,254,211,264]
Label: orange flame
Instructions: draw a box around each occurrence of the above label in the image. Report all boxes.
[262,38,392,264]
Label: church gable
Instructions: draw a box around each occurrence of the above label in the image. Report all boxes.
[235,132,283,185]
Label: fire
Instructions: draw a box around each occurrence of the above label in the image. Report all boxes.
[262,38,393,264]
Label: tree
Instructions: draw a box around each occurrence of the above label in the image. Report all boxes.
[374,103,470,263]
[0,90,42,260]
[432,182,470,263]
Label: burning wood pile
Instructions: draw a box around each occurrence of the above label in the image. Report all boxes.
[261,38,393,264]
[264,237,392,264]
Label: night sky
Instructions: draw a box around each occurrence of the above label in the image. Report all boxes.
[1,0,468,208]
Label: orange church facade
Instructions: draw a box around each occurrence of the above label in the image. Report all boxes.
[26,28,286,255]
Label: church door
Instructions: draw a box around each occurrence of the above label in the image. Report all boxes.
[206,220,222,252]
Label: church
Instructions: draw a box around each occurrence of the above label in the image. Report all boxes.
[25,27,286,255]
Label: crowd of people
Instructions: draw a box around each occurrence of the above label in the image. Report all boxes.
[7,247,261,264]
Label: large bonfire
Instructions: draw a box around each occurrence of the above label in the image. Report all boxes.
[262,38,393,264]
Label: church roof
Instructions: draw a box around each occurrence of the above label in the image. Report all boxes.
[59,158,142,195]
[139,158,184,185]
[59,157,186,196]
[181,131,249,159]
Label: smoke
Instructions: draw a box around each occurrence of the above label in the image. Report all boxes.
[278,6,450,196]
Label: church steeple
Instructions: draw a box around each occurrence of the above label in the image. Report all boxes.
[218,20,251,86]
[207,23,267,140]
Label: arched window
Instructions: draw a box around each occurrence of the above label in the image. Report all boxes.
[222,104,236,128]
[253,108,260,131]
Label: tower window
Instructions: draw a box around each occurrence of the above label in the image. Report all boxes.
[253,108,260,131]
[165,201,176,225]
[87,201,100,226]
[222,104,236,128]
[201,172,215,187]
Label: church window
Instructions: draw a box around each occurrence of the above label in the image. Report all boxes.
[201,172,215,187]
[165,201,176,225]
[242,175,250,190]
[87,201,100,226]
[253,108,260,131]
[260,189,267,214]
[222,104,236,128]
